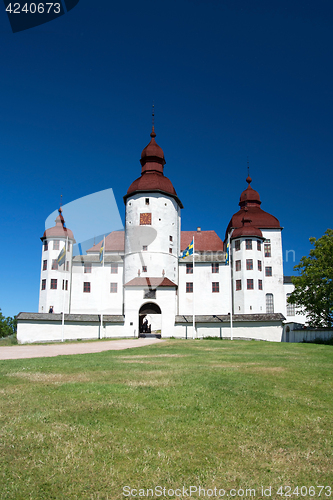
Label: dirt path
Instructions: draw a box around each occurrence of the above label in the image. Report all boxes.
[0,338,165,360]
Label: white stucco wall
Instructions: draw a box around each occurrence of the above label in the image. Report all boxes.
[124,193,181,284]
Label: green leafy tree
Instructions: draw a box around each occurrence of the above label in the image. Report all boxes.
[288,229,333,327]
[0,309,17,338]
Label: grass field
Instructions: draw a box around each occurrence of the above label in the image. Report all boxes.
[0,339,332,500]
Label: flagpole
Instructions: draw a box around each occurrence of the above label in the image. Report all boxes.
[192,235,196,339]
[228,231,233,341]
[100,235,105,339]
[61,236,68,343]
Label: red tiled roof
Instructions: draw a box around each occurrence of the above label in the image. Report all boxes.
[41,210,75,241]
[181,231,224,252]
[124,277,177,287]
[87,231,125,253]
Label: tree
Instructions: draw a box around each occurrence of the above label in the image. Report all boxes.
[0,309,17,338]
[288,229,333,327]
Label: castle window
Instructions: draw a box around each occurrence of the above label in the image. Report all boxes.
[169,235,173,242]
[246,259,253,270]
[50,279,57,290]
[266,293,274,313]
[83,282,91,293]
[246,239,252,250]
[247,279,254,290]
[186,282,193,293]
[235,260,241,271]
[212,263,219,273]
[84,264,92,273]
[186,263,193,274]
[41,279,46,290]
[111,263,118,274]
[257,240,262,251]
[110,283,118,293]
[235,240,240,251]
[236,280,242,291]
[51,259,58,270]
[43,260,47,271]
[258,260,262,271]
[212,282,219,293]
[43,241,48,251]
[286,294,295,316]
[53,240,60,250]
[265,266,272,277]
[169,248,172,254]
[258,279,263,290]
[145,198,149,205]
[142,266,147,273]
[264,240,271,257]
[65,280,68,291]
[143,245,147,251]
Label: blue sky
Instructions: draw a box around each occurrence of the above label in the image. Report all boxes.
[1,0,332,318]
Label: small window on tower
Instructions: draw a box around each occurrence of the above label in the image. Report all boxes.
[235,260,241,271]
[83,282,91,293]
[43,241,48,251]
[84,264,92,273]
[236,280,242,291]
[186,282,193,293]
[235,240,241,251]
[265,266,272,277]
[143,245,147,251]
[246,259,253,270]
[43,260,47,271]
[65,280,68,291]
[186,263,193,274]
[110,283,118,293]
[246,239,252,250]
[145,198,149,205]
[111,263,118,274]
[212,282,219,293]
[41,279,46,290]
[52,259,58,270]
[212,263,219,273]
[142,266,147,273]
[258,260,262,271]
[169,248,172,254]
[258,279,263,290]
[50,279,57,290]
[264,240,271,257]
[257,240,262,251]
[169,235,173,242]
[53,240,60,250]
[247,279,254,290]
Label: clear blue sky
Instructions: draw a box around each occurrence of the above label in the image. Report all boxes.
[1,0,332,318]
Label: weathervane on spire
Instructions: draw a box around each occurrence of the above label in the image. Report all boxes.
[246,157,252,185]
[150,101,156,138]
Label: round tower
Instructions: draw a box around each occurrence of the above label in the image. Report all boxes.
[39,208,76,314]
[123,126,183,286]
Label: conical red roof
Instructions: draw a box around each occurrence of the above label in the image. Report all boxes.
[41,208,75,241]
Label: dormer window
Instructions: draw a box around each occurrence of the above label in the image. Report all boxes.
[145,198,149,205]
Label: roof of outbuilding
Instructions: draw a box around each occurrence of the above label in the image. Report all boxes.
[181,230,224,252]
[17,313,124,323]
[175,313,285,323]
[124,277,177,287]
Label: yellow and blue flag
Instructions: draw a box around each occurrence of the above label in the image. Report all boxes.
[225,243,229,265]
[99,244,104,263]
[181,239,194,259]
[57,246,66,267]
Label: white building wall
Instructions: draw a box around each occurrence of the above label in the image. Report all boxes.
[38,238,73,314]
[231,237,266,314]
[178,261,230,315]
[70,262,124,314]
[283,282,307,325]
[124,193,180,284]
[123,287,177,337]
[262,229,285,315]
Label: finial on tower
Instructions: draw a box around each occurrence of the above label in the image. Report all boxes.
[151,101,156,138]
[246,157,252,185]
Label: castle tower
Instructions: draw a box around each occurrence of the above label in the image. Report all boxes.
[226,175,284,315]
[123,126,183,336]
[39,208,76,314]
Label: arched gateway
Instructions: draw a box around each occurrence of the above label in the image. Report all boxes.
[139,302,162,338]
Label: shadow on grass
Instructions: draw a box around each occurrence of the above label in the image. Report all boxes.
[302,337,333,346]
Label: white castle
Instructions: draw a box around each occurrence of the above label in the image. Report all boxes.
[17,127,305,343]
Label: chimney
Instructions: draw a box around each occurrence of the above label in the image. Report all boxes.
[197,227,201,232]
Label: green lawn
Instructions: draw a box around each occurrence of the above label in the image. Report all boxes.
[0,340,332,499]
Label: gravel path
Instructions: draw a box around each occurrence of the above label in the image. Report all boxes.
[0,338,165,360]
